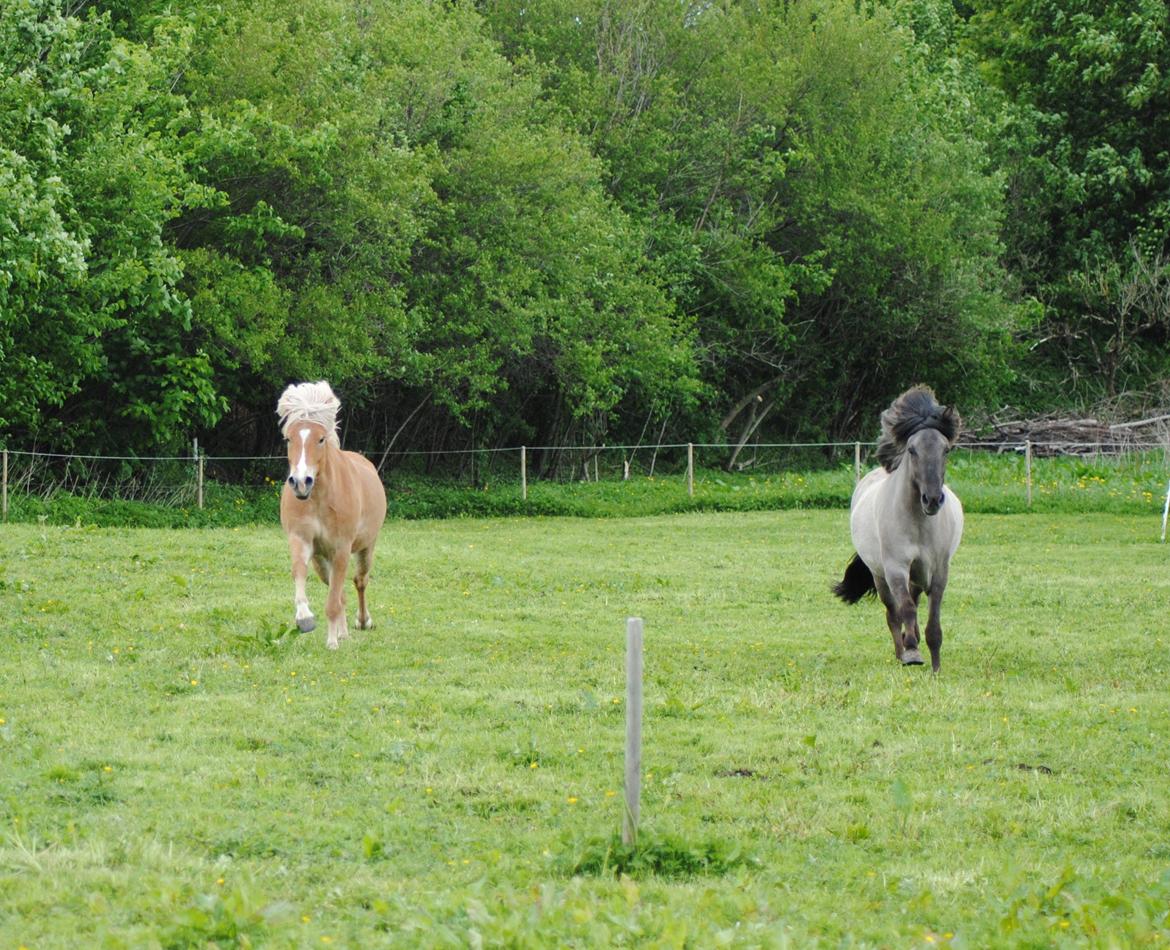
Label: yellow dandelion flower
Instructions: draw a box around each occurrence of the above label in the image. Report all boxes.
[567,796,578,804]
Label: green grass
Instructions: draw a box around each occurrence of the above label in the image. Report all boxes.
[5,447,1169,526]
[2,511,1170,946]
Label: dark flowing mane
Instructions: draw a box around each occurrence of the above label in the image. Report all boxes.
[875,386,960,472]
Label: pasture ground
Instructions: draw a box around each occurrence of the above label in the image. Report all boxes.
[1,510,1169,946]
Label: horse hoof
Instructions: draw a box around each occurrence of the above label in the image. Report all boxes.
[901,649,924,666]
[326,639,339,650]
[297,617,316,633]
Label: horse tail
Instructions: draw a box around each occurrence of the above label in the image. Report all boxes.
[832,552,876,604]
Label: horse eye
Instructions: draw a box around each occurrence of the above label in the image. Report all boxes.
[318,437,325,444]
[908,447,918,457]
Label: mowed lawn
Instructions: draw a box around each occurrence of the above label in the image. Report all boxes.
[2,510,1169,947]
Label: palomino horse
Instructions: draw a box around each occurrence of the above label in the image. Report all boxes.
[277,381,387,649]
[833,386,964,671]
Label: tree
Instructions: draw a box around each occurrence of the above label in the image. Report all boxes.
[0,0,223,451]
[965,0,1170,399]
[484,0,1016,444]
[177,0,697,453]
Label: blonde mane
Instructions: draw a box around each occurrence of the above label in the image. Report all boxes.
[276,381,342,447]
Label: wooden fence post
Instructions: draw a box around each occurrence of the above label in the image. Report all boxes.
[854,441,861,484]
[520,446,527,501]
[194,438,204,510]
[1161,477,1170,543]
[623,617,644,847]
[1025,439,1032,508]
[2,449,7,523]
[686,443,694,497]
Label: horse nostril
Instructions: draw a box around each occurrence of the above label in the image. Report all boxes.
[921,493,930,506]
[287,476,295,485]
[937,492,946,507]
[305,476,313,486]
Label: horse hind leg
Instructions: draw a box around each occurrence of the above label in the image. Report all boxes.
[353,548,374,630]
[311,553,331,585]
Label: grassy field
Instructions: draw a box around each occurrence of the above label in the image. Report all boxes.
[2,510,1169,946]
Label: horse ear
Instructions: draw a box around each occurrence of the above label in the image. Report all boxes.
[942,405,961,445]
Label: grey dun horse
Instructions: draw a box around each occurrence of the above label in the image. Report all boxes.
[833,386,964,671]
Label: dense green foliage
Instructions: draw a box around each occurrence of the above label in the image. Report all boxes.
[3,512,1170,944]
[965,0,1170,398]
[1,0,1167,458]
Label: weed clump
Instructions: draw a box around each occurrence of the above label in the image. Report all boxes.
[561,830,757,880]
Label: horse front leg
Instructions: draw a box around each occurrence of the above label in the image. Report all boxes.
[324,549,352,650]
[885,568,923,666]
[875,576,904,663]
[925,569,948,673]
[287,535,316,633]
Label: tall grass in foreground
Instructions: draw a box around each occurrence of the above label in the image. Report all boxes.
[1,511,1169,945]
[3,448,1168,526]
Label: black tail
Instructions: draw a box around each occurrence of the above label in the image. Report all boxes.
[832,553,876,604]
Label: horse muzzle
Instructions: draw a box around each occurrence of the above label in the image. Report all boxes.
[920,491,945,516]
[288,474,314,500]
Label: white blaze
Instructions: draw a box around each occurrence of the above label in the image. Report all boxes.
[294,428,311,482]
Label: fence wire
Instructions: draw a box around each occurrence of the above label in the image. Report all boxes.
[1,438,1168,516]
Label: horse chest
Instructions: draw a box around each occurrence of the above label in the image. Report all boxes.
[290,511,334,552]
[908,557,932,590]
